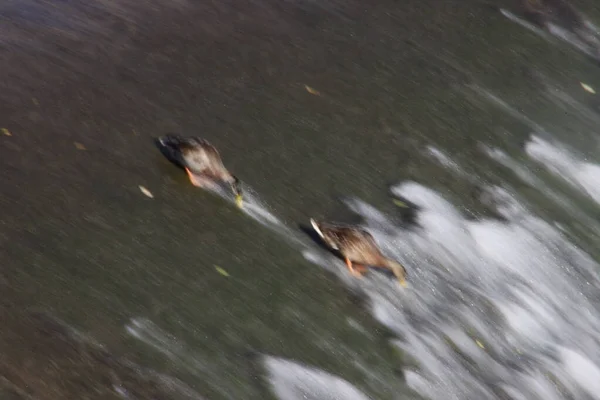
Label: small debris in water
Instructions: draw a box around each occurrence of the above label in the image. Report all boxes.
[2,128,11,136]
[32,98,39,106]
[580,82,595,94]
[113,385,130,399]
[74,142,86,150]
[475,340,485,349]
[305,85,321,96]
[139,186,154,198]
[215,266,230,277]
[393,199,408,208]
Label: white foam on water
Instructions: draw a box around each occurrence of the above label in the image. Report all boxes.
[480,144,539,187]
[478,186,527,221]
[203,182,285,229]
[499,9,548,36]
[206,181,312,250]
[238,191,285,229]
[404,370,434,400]
[525,135,600,204]
[558,347,600,399]
[500,8,600,60]
[262,356,372,400]
[125,318,185,360]
[346,318,372,338]
[425,146,465,175]
[159,134,600,400]
[298,158,600,400]
[482,143,600,240]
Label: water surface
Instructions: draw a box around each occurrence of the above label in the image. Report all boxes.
[2,0,600,399]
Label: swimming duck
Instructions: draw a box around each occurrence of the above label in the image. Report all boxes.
[156,134,243,208]
[310,219,407,287]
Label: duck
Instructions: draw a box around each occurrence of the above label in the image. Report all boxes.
[155,134,243,208]
[310,219,407,287]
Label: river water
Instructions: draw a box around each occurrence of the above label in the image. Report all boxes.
[2,0,600,399]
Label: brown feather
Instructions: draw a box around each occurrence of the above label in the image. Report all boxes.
[311,219,407,285]
[180,139,234,182]
[312,220,390,266]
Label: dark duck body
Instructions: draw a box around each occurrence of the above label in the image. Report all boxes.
[155,134,243,207]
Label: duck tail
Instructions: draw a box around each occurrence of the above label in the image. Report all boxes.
[310,218,325,240]
[385,259,408,287]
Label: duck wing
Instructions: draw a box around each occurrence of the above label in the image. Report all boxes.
[322,223,380,251]
[155,135,227,177]
[332,226,388,265]
[181,140,230,179]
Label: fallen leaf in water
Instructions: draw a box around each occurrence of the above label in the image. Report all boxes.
[581,82,596,94]
[215,266,230,277]
[393,199,408,208]
[74,142,86,150]
[475,340,485,349]
[139,186,154,198]
[1,128,11,136]
[32,98,39,106]
[305,85,321,96]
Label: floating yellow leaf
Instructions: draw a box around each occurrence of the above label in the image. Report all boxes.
[139,186,154,198]
[305,85,321,96]
[475,340,485,349]
[1,128,11,136]
[215,266,230,277]
[393,199,408,208]
[74,142,86,150]
[581,82,596,94]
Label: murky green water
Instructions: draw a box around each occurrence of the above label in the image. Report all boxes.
[2,0,600,399]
